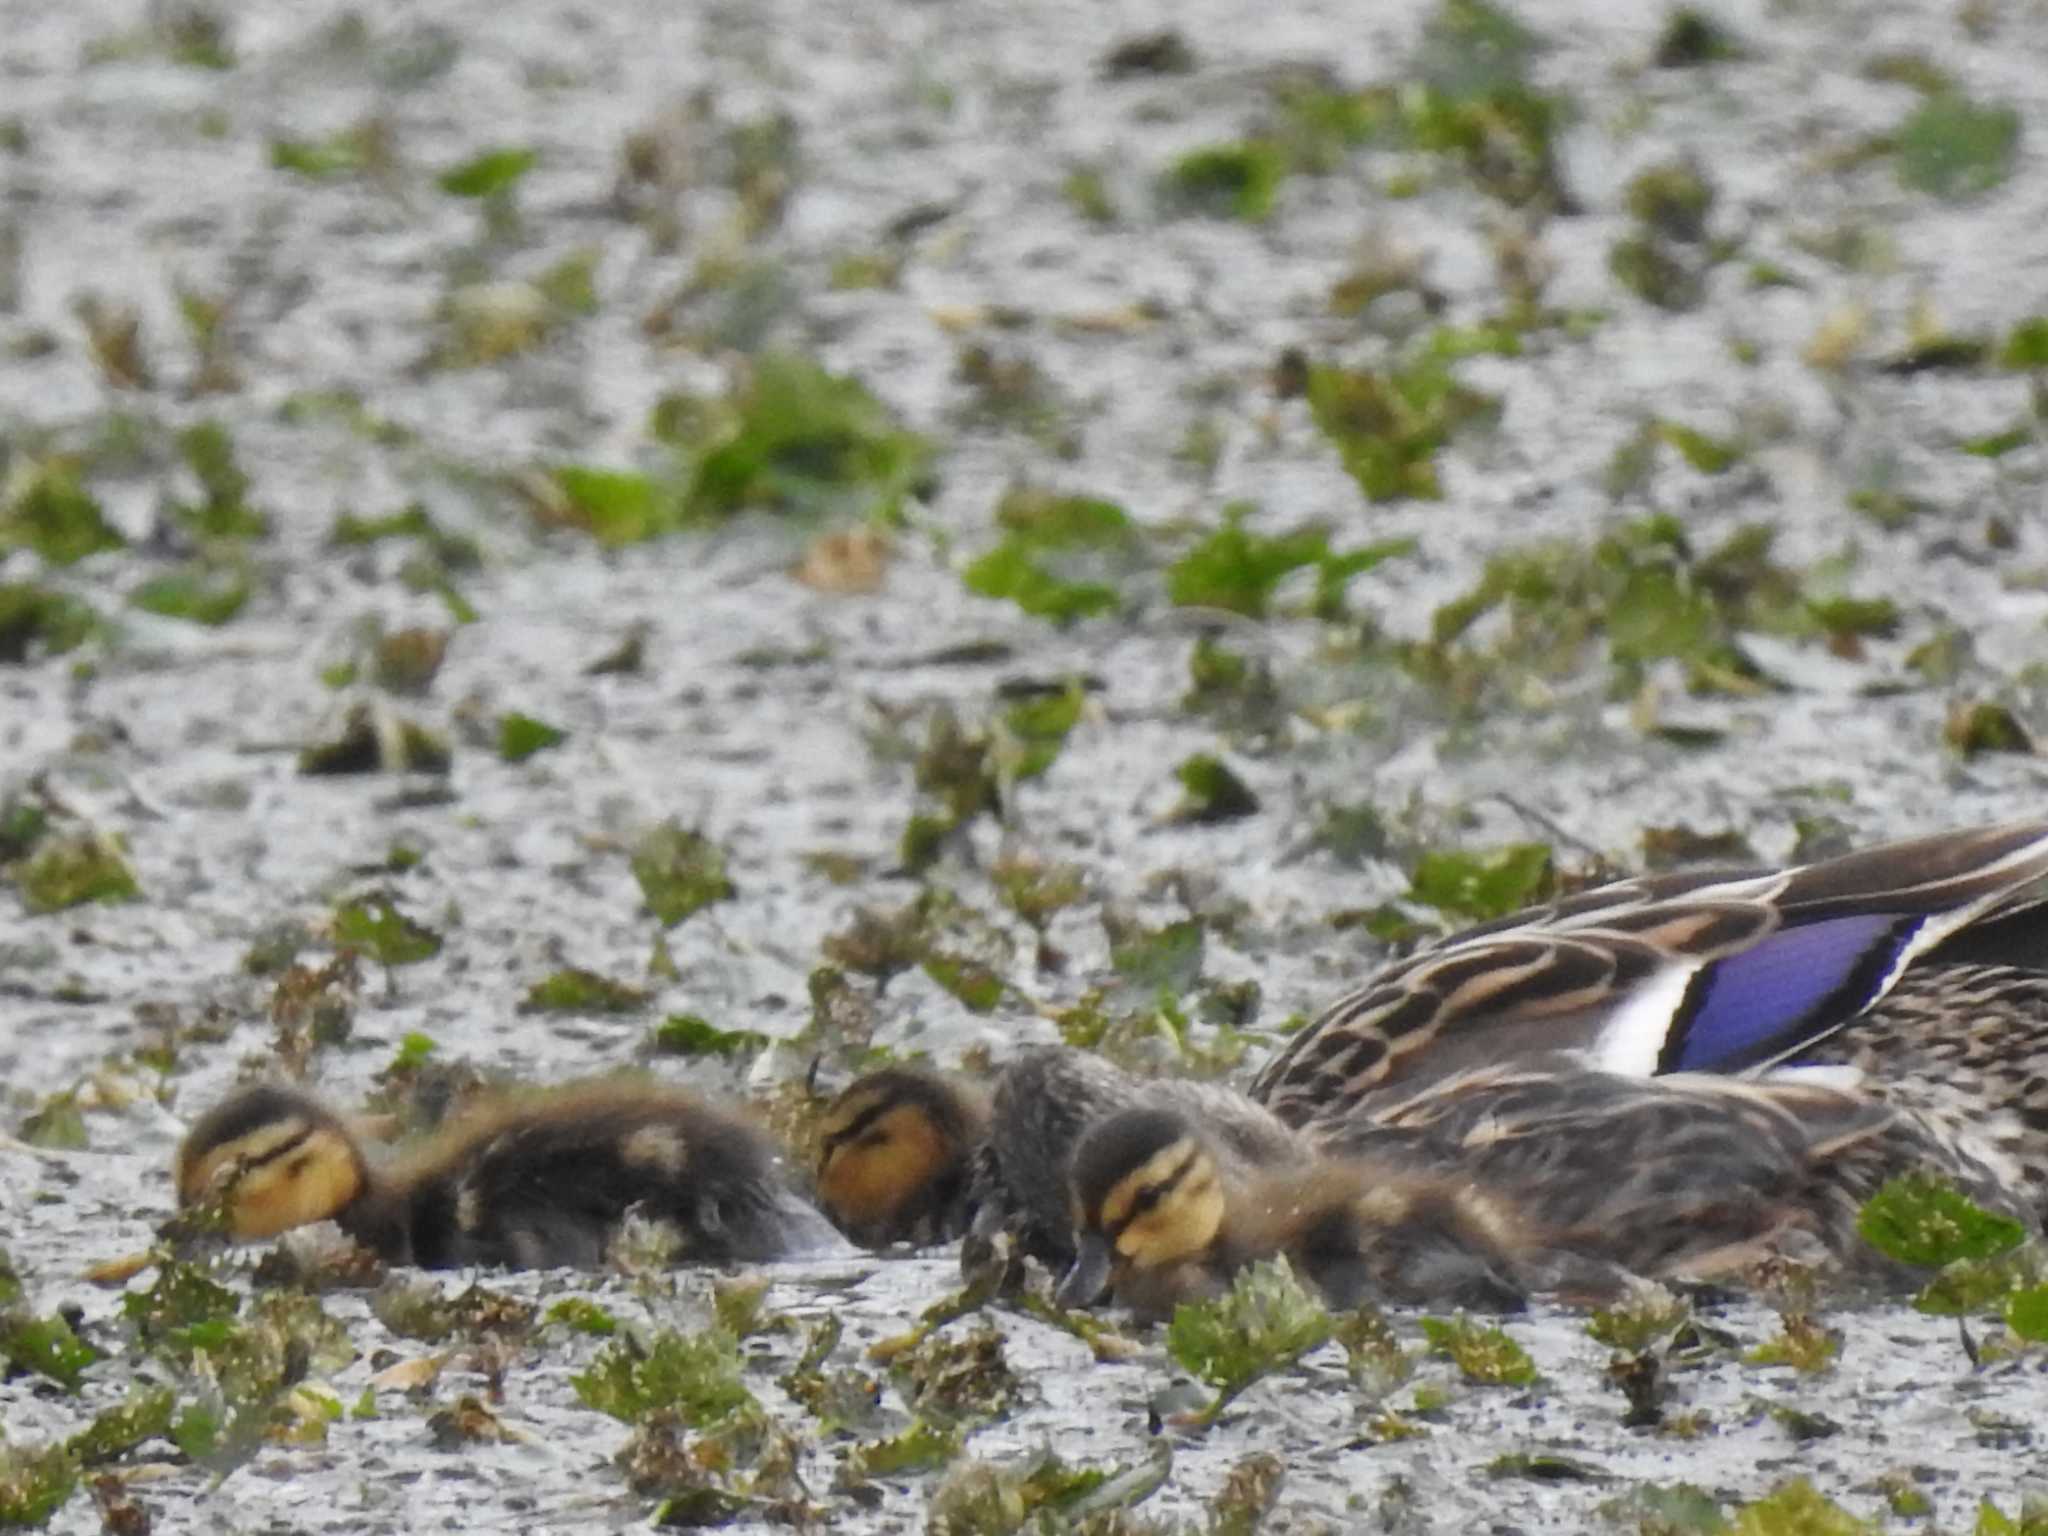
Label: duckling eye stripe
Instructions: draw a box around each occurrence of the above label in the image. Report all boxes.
[1661,911,1911,1073]
[821,1101,892,1152]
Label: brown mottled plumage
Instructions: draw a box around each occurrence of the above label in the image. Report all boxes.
[1055,1063,2031,1319]
[176,1077,847,1268]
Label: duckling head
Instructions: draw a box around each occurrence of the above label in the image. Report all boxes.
[175,1084,368,1240]
[814,1068,984,1246]
[1057,1106,1225,1309]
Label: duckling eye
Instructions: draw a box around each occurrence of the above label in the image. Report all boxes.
[1130,1185,1164,1217]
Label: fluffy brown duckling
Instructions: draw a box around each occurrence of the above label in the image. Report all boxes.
[969,1045,1311,1271]
[1056,1063,2030,1319]
[175,1077,848,1268]
[814,1067,990,1248]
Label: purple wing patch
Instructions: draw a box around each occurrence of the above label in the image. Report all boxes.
[1661,911,1913,1072]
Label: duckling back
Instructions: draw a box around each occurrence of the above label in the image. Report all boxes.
[366,1080,845,1269]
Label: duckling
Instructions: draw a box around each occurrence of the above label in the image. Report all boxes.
[971,1045,1310,1270]
[175,1076,848,1268]
[814,1067,989,1248]
[1057,1064,2029,1319]
[1253,819,2048,1209]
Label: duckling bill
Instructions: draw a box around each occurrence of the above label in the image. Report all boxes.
[176,1077,846,1269]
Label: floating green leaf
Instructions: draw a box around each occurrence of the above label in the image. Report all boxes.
[647,1015,770,1059]
[497,712,567,763]
[547,1298,618,1336]
[0,585,96,664]
[0,1442,77,1527]
[67,1385,176,1465]
[630,821,736,927]
[438,146,538,198]
[1308,357,1497,503]
[1895,94,2019,200]
[520,967,649,1016]
[1161,141,1287,221]
[1,466,125,566]
[17,831,138,913]
[1166,509,1327,619]
[331,894,443,967]
[130,561,250,626]
[1169,754,1260,824]
[1110,918,1205,996]
[689,353,931,525]
[963,489,1137,624]
[1408,842,1553,921]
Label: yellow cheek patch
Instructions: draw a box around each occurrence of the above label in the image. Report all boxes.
[181,1124,364,1239]
[818,1105,948,1228]
[1097,1139,1199,1234]
[1108,1159,1223,1271]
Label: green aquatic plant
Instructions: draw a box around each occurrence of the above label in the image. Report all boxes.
[630,821,736,927]
[1165,1258,1333,1428]
[573,1327,755,1428]
[962,487,1139,624]
[496,712,565,763]
[171,421,267,540]
[1,465,125,566]
[1418,1314,1539,1386]
[331,893,443,968]
[691,353,929,524]
[0,1310,100,1391]
[0,585,96,663]
[1307,355,1499,503]
[16,830,139,914]
[1165,505,1410,620]
[438,145,537,198]
[520,967,649,1016]
[130,560,250,626]
[1407,842,1554,922]
[648,1015,770,1059]
[1167,754,1259,825]
[1160,141,1287,221]
[1895,93,2019,200]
